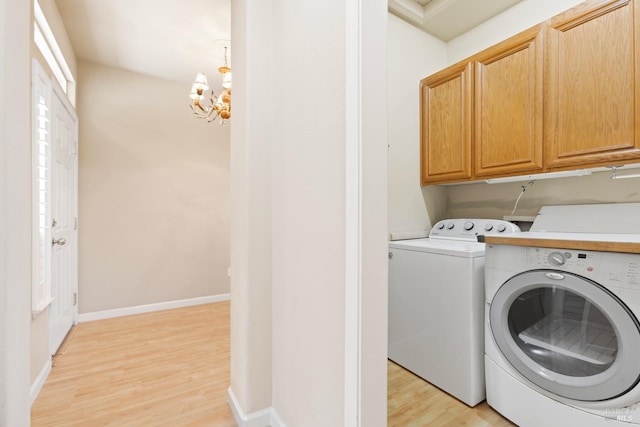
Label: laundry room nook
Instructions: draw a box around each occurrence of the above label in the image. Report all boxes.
[388,0,640,425]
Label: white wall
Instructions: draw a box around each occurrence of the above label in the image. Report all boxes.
[387,14,448,238]
[77,61,230,314]
[447,170,640,220]
[229,0,273,415]
[230,0,388,425]
[0,0,32,424]
[269,1,348,423]
[358,4,390,424]
[270,0,389,421]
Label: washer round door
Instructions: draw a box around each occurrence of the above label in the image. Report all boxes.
[490,269,640,401]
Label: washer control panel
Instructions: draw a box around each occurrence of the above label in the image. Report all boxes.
[429,219,520,241]
[525,247,596,271]
[524,247,640,289]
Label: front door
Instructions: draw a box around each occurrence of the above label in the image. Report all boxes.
[49,83,78,355]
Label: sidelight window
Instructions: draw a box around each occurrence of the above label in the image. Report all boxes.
[32,59,53,314]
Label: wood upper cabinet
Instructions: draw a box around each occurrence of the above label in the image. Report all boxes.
[545,0,640,169]
[474,26,544,178]
[420,0,640,185]
[420,62,473,185]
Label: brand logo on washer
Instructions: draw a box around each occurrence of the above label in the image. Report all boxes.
[544,272,565,280]
[605,408,634,422]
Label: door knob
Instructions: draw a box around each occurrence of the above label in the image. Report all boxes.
[52,237,66,246]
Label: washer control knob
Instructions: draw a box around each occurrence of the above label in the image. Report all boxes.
[497,224,507,232]
[484,223,494,232]
[548,251,566,266]
[437,222,445,230]
[446,222,455,230]
[464,221,474,231]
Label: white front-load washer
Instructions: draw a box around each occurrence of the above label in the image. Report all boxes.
[484,203,640,426]
[388,218,520,407]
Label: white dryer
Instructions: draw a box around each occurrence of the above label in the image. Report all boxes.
[388,218,520,407]
[484,203,640,426]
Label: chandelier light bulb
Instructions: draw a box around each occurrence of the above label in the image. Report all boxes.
[189,84,204,100]
[221,70,232,90]
[193,73,209,91]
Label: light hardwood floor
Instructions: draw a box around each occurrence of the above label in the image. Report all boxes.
[31,302,235,427]
[32,302,515,426]
[388,361,515,426]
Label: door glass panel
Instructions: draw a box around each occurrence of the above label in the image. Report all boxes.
[508,287,616,377]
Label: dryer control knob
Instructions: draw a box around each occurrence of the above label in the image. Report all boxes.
[437,223,445,230]
[446,222,455,230]
[484,223,494,232]
[497,224,507,232]
[464,221,474,231]
[548,251,566,266]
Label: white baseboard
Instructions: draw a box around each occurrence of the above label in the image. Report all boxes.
[227,387,286,427]
[30,358,52,406]
[270,408,286,427]
[78,294,230,323]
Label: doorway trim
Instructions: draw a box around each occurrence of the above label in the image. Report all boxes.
[344,0,389,425]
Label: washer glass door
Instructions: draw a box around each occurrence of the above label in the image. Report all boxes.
[490,269,640,401]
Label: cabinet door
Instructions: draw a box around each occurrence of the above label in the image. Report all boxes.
[420,62,473,185]
[474,26,544,178]
[545,0,640,169]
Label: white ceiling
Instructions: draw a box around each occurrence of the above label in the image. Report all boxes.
[55,0,231,86]
[389,0,523,41]
[55,0,520,87]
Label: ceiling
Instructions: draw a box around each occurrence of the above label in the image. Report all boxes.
[55,0,231,86]
[389,0,523,41]
[55,0,520,87]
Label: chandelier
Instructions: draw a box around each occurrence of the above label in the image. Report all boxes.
[190,47,231,124]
